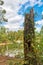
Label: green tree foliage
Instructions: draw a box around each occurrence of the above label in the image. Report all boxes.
[40,26,43,52]
[0,27,24,43]
[7,31,15,43]
[0,0,8,23]
[0,0,4,5]
[34,26,43,64]
[0,26,8,43]
[0,0,8,43]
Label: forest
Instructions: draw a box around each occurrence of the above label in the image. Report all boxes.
[0,25,43,65]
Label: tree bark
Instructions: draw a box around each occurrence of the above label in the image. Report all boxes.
[24,8,37,65]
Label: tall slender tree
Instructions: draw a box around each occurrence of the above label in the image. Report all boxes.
[24,8,37,65]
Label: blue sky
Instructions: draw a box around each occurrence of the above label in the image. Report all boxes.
[0,0,43,32]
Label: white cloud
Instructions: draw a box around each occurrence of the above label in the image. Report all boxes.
[38,2,43,6]
[3,0,43,18]
[2,0,25,31]
[3,0,42,18]
[21,0,42,9]
[42,11,43,15]
[4,23,20,29]
[35,19,43,32]
[1,0,43,31]
[3,15,24,31]
[35,27,41,32]
[3,0,21,18]
[3,0,29,13]
[29,0,42,6]
[8,15,24,22]
[35,19,43,25]
[4,22,24,31]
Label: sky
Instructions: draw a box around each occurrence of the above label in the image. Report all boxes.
[0,0,43,32]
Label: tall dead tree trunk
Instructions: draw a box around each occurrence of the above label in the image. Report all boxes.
[24,8,37,65]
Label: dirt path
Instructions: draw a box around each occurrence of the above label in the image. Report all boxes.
[0,55,14,65]
[0,55,24,65]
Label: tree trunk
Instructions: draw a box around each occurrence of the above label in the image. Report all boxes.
[24,8,37,65]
